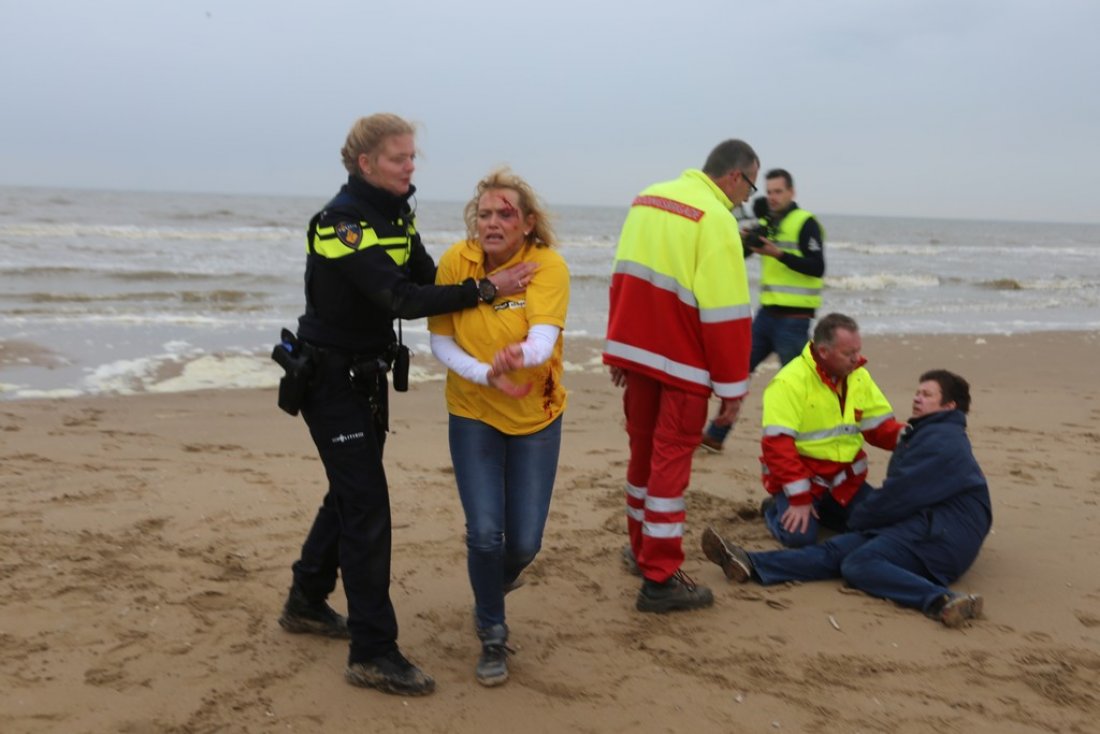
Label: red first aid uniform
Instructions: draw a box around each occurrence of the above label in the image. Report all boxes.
[604,169,752,581]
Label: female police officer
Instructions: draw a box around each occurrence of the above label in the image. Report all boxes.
[277,114,534,696]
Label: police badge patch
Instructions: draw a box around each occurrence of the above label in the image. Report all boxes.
[335,222,362,249]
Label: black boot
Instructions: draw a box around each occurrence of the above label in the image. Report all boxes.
[345,649,436,696]
[278,586,350,639]
[636,570,714,613]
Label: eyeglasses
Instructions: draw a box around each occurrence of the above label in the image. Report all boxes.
[741,171,758,195]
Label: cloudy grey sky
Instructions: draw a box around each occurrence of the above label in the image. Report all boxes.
[2,0,1097,223]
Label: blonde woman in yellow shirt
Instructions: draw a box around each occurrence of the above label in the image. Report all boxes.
[429,169,569,687]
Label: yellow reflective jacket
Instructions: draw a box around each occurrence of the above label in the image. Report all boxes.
[759,208,823,310]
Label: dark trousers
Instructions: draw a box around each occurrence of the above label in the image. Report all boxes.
[291,356,395,663]
[748,531,953,613]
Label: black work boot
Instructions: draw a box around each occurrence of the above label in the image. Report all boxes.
[278,586,350,639]
[636,570,714,613]
[345,648,436,696]
[475,623,512,687]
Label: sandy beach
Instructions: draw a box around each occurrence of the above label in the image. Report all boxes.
[2,331,1099,733]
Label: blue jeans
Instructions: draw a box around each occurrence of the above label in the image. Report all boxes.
[704,309,810,444]
[748,531,952,613]
[762,483,872,547]
[449,414,562,630]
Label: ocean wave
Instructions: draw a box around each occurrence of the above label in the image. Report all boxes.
[831,240,1099,258]
[978,277,1099,291]
[5,289,267,306]
[826,273,941,291]
[1,312,283,327]
[0,265,288,284]
[0,223,297,242]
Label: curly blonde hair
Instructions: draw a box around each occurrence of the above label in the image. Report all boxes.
[463,168,557,248]
[340,113,416,175]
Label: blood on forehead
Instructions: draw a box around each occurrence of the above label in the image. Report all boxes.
[496,194,518,217]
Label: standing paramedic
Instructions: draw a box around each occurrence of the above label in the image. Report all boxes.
[275,114,533,696]
[701,168,825,453]
[759,312,906,547]
[604,139,759,613]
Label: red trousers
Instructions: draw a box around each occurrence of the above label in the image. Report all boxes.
[622,370,709,582]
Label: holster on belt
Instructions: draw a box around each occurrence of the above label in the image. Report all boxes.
[271,328,315,416]
[348,355,391,434]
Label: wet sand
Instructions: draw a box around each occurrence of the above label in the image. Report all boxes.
[2,331,1098,733]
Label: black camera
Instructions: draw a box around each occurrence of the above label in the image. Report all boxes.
[742,225,768,249]
[742,196,771,249]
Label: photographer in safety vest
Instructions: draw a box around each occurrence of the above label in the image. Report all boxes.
[701,169,825,453]
[758,313,906,547]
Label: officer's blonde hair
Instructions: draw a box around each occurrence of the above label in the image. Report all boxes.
[341,114,416,175]
[464,168,557,248]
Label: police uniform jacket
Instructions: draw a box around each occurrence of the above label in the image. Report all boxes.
[297,175,479,355]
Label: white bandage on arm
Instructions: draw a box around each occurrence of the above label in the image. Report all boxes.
[519,324,560,367]
[430,334,491,385]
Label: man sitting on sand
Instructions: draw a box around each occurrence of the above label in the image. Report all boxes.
[703,369,991,627]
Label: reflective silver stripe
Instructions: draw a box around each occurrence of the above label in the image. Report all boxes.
[784,479,812,495]
[813,458,870,489]
[604,340,710,387]
[614,260,697,308]
[625,482,646,500]
[795,425,861,442]
[627,507,646,522]
[699,303,754,324]
[760,284,822,296]
[860,413,894,431]
[712,377,750,399]
[764,425,798,438]
[643,521,684,538]
[645,496,686,513]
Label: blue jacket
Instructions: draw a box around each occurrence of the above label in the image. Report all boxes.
[847,410,991,585]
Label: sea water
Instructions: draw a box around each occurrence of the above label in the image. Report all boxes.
[2,185,1098,399]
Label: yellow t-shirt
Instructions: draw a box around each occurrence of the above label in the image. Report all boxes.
[428,239,569,435]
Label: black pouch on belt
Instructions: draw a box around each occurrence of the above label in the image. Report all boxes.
[391,344,410,392]
[271,328,315,416]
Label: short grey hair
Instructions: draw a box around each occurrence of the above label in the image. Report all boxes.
[702,139,759,178]
[813,313,860,346]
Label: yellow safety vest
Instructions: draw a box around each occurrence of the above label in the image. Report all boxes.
[763,343,894,463]
[759,208,823,310]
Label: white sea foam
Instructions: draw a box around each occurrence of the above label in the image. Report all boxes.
[147,355,281,393]
[826,273,940,291]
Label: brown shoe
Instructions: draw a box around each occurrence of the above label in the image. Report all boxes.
[701,526,753,582]
[699,435,723,454]
[939,593,984,628]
